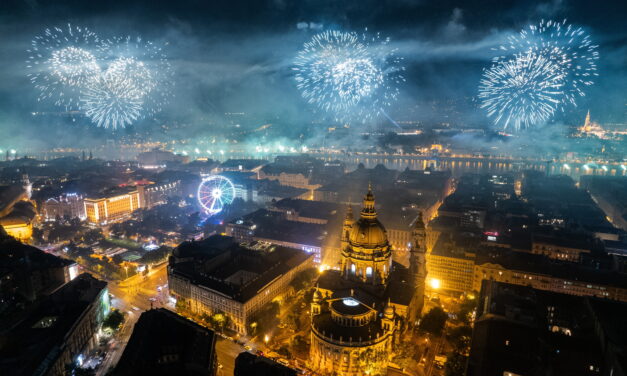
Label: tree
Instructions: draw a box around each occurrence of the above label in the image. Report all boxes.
[457,295,478,324]
[393,341,418,369]
[83,228,104,244]
[446,325,472,352]
[209,312,232,333]
[302,287,315,305]
[290,335,309,359]
[250,301,280,336]
[444,352,467,376]
[419,307,448,336]
[289,267,318,291]
[103,309,124,330]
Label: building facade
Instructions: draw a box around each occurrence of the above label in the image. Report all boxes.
[422,240,627,302]
[84,189,141,225]
[137,180,182,209]
[42,193,86,221]
[168,237,313,335]
[531,235,591,262]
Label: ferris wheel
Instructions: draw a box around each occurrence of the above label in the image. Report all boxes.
[197,175,236,215]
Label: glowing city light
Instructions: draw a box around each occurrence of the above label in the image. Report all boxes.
[429,278,441,290]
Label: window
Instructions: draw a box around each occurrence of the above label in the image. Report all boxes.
[351,264,356,274]
[366,267,373,277]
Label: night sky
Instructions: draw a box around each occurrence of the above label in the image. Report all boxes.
[0,0,625,147]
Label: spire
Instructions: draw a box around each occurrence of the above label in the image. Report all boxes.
[361,183,376,219]
[414,211,425,230]
[345,205,353,221]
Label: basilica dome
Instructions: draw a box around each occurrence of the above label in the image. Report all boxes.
[348,217,388,248]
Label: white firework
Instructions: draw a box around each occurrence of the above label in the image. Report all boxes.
[48,46,100,87]
[106,56,156,97]
[99,36,173,116]
[294,30,403,123]
[479,52,566,131]
[80,68,144,130]
[494,19,599,108]
[26,24,102,109]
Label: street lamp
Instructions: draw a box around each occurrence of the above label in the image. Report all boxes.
[429,278,441,290]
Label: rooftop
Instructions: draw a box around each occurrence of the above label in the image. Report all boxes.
[0,274,107,376]
[271,198,341,220]
[114,308,217,376]
[169,235,312,303]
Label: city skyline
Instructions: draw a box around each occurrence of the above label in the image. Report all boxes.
[0,1,626,376]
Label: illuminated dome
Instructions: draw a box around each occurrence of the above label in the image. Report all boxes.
[349,217,388,248]
[347,185,388,248]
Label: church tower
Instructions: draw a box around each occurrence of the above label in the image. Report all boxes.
[340,205,353,252]
[410,211,427,285]
[408,211,427,325]
[340,185,392,286]
[21,174,32,200]
[584,110,591,131]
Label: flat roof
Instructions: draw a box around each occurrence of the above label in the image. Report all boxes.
[170,235,312,303]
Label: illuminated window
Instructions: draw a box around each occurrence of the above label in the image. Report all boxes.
[366,267,373,277]
[351,264,356,274]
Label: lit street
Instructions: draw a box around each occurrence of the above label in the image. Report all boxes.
[97,263,169,375]
[216,337,245,376]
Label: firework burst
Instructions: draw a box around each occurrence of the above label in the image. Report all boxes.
[99,36,173,116]
[479,52,566,131]
[26,24,102,109]
[80,67,144,130]
[106,56,156,97]
[294,30,403,123]
[494,19,598,108]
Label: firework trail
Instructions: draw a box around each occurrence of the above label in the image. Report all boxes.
[294,30,404,123]
[26,24,102,109]
[493,19,598,108]
[479,52,566,131]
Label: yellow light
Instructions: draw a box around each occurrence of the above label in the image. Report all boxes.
[318,264,328,273]
[429,278,441,290]
[264,334,270,343]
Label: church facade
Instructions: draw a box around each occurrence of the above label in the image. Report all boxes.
[309,187,426,375]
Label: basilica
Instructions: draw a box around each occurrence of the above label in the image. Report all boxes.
[309,186,426,375]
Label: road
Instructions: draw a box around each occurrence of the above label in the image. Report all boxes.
[423,336,445,376]
[216,338,245,376]
[96,263,169,375]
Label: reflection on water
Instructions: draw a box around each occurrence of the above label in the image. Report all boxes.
[311,153,627,179]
